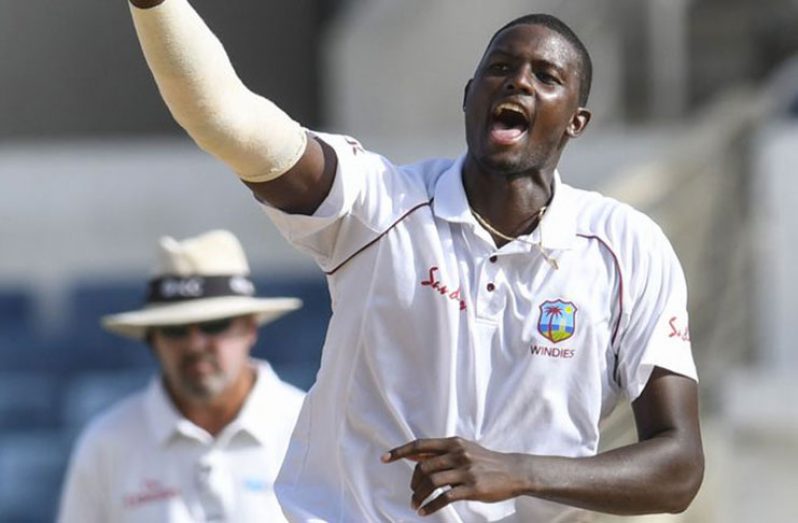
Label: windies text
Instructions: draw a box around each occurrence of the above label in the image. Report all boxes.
[530,345,576,358]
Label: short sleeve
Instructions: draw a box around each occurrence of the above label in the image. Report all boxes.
[260,132,431,273]
[614,220,697,401]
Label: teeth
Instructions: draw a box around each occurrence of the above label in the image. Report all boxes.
[494,102,527,119]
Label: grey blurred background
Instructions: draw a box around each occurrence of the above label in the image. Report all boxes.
[1,0,797,521]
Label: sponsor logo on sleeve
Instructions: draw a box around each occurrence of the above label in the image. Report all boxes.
[344,137,364,156]
[668,316,691,342]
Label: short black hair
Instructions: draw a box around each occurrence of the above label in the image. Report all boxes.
[486,14,592,106]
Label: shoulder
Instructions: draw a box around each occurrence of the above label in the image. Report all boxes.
[568,184,671,257]
[72,390,148,457]
[274,377,306,408]
[254,360,305,407]
[566,185,686,302]
[314,131,455,199]
[399,157,459,198]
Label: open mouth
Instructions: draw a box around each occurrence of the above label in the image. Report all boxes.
[489,102,529,144]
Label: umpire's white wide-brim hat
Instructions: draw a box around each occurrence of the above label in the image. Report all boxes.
[102,229,302,340]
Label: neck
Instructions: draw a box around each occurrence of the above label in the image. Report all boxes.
[170,364,256,437]
[462,159,555,245]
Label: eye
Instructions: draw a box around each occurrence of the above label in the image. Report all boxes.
[487,62,511,74]
[536,71,561,85]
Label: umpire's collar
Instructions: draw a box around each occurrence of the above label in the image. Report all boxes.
[145,361,273,446]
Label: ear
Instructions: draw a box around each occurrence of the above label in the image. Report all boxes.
[145,330,156,351]
[462,79,473,111]
[566,107,592,138]
[246,316,258,346]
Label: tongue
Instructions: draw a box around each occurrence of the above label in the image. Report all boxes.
[490,121,525,143]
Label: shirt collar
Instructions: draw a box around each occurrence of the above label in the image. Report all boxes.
[431,155,471,223]
[144,360,275,447]
[431,156,577,250]
[534,172,577,250]
[144,375,189,446]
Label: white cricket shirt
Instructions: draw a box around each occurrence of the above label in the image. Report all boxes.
[58,360,305,523]
[266,133,697,523]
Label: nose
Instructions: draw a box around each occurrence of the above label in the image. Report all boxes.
[505,64,534,95]
[184,325,212,351]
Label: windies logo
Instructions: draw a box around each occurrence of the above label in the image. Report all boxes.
[538,299,577,343]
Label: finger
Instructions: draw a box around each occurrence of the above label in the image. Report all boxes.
[410,454,457,490]
[418,485,470,516]
[382,451,438,463]
[382,438,454,463]
[403,452,439,463]
[411,470,463,510]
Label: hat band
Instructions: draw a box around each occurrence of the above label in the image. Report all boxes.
[147,275,255,303]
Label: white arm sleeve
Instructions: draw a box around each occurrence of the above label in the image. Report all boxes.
[130,0,306,181]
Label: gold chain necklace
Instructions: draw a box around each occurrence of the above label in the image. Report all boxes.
[470,206,559,270]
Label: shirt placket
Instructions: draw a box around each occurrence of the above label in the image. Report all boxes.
[474,251,507,323]
[194,444,236,522]
[470,252,507,437]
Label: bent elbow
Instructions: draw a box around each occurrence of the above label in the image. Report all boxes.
[666,449,705,513]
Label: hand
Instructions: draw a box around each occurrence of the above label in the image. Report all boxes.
[381,437,527,516]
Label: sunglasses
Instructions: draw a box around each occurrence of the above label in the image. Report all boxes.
[155,318,236,339]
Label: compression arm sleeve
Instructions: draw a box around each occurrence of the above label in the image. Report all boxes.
[130,0,307,182]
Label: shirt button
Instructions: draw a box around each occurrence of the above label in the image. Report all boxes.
[486,282,495,292]
[489,255,498,263]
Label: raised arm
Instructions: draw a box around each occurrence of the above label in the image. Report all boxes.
[129,0,335,214]
[383,367,704,516]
